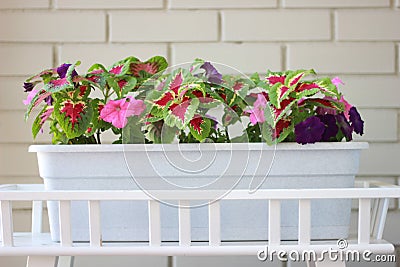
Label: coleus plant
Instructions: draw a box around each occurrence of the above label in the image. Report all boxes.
[23,56,364,145]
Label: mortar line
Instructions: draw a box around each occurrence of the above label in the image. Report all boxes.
[106,12,110,43]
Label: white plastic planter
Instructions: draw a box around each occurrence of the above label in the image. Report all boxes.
[29,142,368,242]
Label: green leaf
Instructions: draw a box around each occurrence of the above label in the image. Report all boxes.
[87,63,107,73]
[90,99,111,131]
[267,83,282,109]
[274,100,296,124]
[122,116,145,144]
[261,123,274,145]
[66,61,80,84]
[275,123,294,143]
[32,106,47,139]
[315,77,339,97]
[146,56,168,73]
[121,77,137,95]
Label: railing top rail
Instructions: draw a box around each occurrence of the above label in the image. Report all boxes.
[1,184,400,201]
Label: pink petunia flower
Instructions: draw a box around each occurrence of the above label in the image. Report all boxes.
[23,89,39,105]
[339,95,352,120]
[246,93,267,125]
[100,97,146,128]
[331,77,344,87]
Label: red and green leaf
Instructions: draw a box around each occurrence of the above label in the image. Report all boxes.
[164,98,199,129]
[54,99,93,139]
[189,116,211,142]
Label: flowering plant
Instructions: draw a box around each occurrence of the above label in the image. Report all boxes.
[23,56,364,145]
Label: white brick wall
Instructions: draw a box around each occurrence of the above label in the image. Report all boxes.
[222,10,331,41]
[0,12,106,42]
[337,11,400,41]
[169,0,277,9]
[110,11,219,42]
[287,43,395,74]
[0,44,53,75]
[282,0,390,8]
[0,0,49,9]
[56,0,164,9]
[0,1,399,267]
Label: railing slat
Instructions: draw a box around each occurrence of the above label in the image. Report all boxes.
[59,201,72,247]
[298,199,311,245]
[31,200,43,234]
[209,201,221,246]
[148,200,161,246]
[358,198,371,244]
[178,200,191,246]
[0,200,13,246]
[268,200,280,245]
[371,198,389,240]
[88,200,101,247]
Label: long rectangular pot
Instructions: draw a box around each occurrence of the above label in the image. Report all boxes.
[29,142,368,242]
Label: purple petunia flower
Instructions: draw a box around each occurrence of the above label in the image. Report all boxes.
[349,107,364,135]
[294,116,325,145]
[23,82,34,92]
[336,113,353,141]
[318,114,339,141]
[57,63,78,79]
[200,62,223,85]
[44,95,54,106]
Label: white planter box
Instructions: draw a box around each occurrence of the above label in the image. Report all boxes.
[29,142,368,242]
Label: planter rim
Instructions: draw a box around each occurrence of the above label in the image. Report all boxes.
[29,142,368,153]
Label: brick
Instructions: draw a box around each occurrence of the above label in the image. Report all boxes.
[57,0,163,9]
[337,11,400,41]
[60,44,168,71]
[171,43,281,74]
[354,109,397,142]
[287,43,395,74]
[222,10,330,41]
[0,144,39,176]
[0,77,30,111]
[110,11,218,42]
[359,144,400,176]
[0,111,52,144]
[0,0,49,9]
[282,0,389,8]
[338,76,400,108]
[0,12,105,42]
[0,44,53,76]
[169,0,276,9]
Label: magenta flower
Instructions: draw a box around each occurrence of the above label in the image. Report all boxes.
[100,97,146,128]
[246,93,267,125]
[339,96,352,120]
[331,77,344,87]
[23,89,38,105]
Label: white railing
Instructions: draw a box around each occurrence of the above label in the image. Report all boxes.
[0,182,399,267]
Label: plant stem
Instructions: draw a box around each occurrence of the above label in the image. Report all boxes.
[225,127,230,143]
[96,130,101,144]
